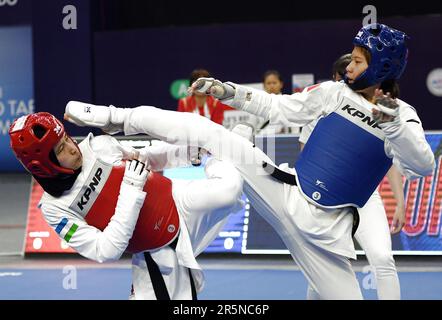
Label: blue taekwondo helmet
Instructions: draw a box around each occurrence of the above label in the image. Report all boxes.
[345,23,409,90]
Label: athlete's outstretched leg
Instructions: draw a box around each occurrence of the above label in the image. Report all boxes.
[65,103,363,299]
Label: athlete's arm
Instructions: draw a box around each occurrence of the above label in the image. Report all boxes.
[381,105,435,180]
[39,160,148,263]
[386,165,406,234]
[369,89,434,179]
[190,78,339,127]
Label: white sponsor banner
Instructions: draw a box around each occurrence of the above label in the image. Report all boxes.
[292,73,314,93]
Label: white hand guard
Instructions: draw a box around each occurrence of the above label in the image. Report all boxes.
[189,77,236,101]
[64,101,124,135]
[122,160,149,190]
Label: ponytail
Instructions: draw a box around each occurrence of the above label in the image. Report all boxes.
[379,79,400,99]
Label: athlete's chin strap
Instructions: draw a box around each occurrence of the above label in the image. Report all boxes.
[344,72,375,91]
[33,167,82,198]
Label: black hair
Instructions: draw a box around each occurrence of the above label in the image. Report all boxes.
[332,53,352,80]
[189,69,210,85]
[34,169,81,198]
[263,70,283,83]
[379,79,400,99]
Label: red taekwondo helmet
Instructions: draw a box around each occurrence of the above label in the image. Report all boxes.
[9,112,75,178]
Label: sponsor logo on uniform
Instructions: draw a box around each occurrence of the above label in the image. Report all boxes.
[341,105,381,129]
[312,192,321,201]
[335,98,386,140]
[315,179,328,191]
[77,168,103,210]
[154,216,164,231]
[69,161,112,216]
[168,224,176,233]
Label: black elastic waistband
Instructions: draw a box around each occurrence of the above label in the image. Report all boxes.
[262,161,297,186]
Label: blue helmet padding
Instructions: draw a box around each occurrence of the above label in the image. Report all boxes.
[346,23,409,90]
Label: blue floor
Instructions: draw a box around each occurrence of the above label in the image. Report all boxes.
[1,268,441,300]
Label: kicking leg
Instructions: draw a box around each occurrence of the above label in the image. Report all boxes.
[172,158,244,256]
[67,104,362,299]
[121,106,362,299]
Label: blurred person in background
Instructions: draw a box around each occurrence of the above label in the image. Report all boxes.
[259,70,298,134]
[177,68,233,125]
[263,70,284,95]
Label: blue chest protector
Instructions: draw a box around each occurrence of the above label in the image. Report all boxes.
[295,101,392,208]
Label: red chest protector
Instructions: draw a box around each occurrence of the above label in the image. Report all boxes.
[70,161,180,253]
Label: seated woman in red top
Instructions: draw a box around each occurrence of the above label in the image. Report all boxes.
[177,69,233,125]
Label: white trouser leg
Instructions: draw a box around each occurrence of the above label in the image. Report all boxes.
[275,188,362,300]
[354,192,400,300]
[293,241,362,300]
[173,158,244,256]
